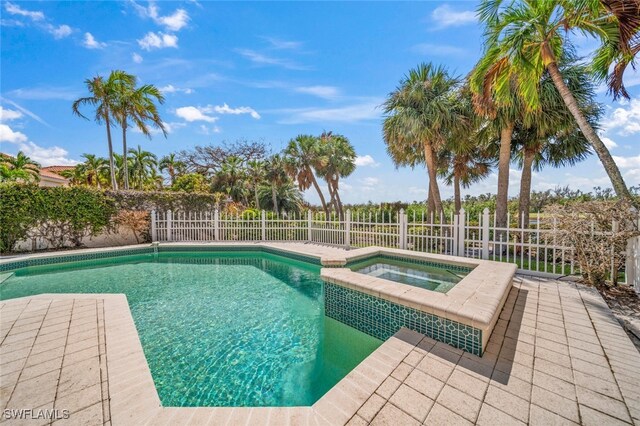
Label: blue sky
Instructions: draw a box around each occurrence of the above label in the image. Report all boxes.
[1,1,638,204]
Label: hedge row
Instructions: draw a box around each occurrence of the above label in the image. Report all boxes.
[0,184,217,253]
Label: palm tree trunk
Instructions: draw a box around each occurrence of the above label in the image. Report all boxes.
[105,115,117,190]
[546,61,634,206]
[423,141,443,217]
[495,122,514,254]
[496,122,514,229]
[426,179,435,222]
[309,170,329,215]
[454,173,461,214]
[169,167,175,186]
[518,148,535,228]
[122,122,129,190]
[334,182,344,220]
[271,185,278,213]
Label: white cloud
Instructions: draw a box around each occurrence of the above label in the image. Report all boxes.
[411,43,466,56]
[0,107,23,122]
[262,37,302,50]
[600,136,618,149]
[17,142,77,166]
[131,2,189,31]
[613,155,640,169]
[0,124,76,166]
[602,98,640,136]
[355,155,379,167]
[236,49,308,70]
[83,32,106,49]
[278,100,382,124]
[8,86,80,101]
[132,53,143,63]
[160,84,193,94]
[0,124,27,143]
[4,2,44,21]
[431,4,476,29]
[175,106,218,123]
[361,177,380,186]
[0,98,48,126]
[209,103,260,119]
[49,24,72,39]
[295,86,340,99]
[137,32,178,50]
[198,125,221,135]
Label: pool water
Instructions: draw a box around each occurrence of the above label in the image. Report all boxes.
[0,251,381,407]
[349,257,468,293]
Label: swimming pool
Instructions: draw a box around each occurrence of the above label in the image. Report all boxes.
[348,256,471,293]
[0,251,381,407]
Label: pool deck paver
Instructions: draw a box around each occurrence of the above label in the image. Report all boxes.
[0,244,639,425]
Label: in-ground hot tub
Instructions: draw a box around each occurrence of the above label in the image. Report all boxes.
[321,247,516,356]
[348,255,470,293]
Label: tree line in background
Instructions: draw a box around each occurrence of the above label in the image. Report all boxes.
[1,1,638,226]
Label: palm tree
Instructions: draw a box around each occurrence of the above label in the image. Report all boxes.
[128,145,158,190]
[73,71,135,190]
[0,152,40,183]
[512,63,601,226]
[469,62,527,231]
[246,159,265,209]
[383,63,462,217]
[112,76,167,190]
[264,154,289,213]
[79,154,107,188]
[315,132,356,219]
[159,153,185,186]
[212,156,247,202]
[258,180,304,213]
[283,135,329,215]
[476,0,636,205]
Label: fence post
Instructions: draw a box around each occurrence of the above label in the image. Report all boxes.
[261,210,266,241]
[307,210,313,242]
[452,213,459,256]
[399,209,407,250]
[214,209,219,241]
[150,210,157,242]
[482,208,490,260]
[166,210,173,242]
[345,209,351,249]
[457,208,466,256]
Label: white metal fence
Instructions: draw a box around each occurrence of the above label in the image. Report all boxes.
[150,208,632,281]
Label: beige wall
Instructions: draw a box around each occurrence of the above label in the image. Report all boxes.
[13,226,141,252]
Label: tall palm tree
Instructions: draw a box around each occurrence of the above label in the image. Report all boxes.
[476,0,636,205]
[128,145,158,190]
[264,154,289,213]
[112,76,167,190]
[159,153,185,186]
[383,63,462,217]
[0,152,40,183]
[73,71,135,190]
[246,159,265,209]
[283,135,329,215]
[512,63,602,226]
[316,131,356,219]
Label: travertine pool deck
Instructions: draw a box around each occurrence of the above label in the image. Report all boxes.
[1,243,639,425]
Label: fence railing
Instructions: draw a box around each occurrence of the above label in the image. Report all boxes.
[150,208,629,281]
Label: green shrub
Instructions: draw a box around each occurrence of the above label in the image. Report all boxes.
[0,184,117,252]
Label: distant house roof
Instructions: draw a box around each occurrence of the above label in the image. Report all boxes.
[39,169,69,182]
[41,165,75,175]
